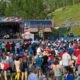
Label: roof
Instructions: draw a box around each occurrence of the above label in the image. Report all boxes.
[0,17,54,28]
[20,20,54,28]
[0,16,23,22]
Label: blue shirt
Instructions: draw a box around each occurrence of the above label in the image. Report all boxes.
[68,48,74,55]
[19,50,24,56]
[35,56,42,68]
[64,74,74,80]
[28,46,33,54]
[28,73,39,80]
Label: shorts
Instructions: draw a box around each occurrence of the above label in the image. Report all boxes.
[0,69,3,73]
[63,66,70,73]
[22,68,28,72]
[4,67,13,73]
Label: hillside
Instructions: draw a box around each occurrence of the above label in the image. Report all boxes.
[48,3,80,26]
[48,3,80,36]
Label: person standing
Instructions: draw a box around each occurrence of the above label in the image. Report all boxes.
[28,67,39,80]
[2,54,10,80]
[76,54,80,80]
[11,42,15,54]
[41,52,48,75]
[74,46,80,57]
[14,56,21,80]
[0,58,4,80]
[64,67,74,80]
[6,42,11,52]
[51,60,62,80]
[37,45,43,55]
[1,41,5,52]
[15,41,20,53]
[21,56,28,80]
[62,51,71,72]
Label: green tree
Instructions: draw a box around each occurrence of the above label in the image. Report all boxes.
[43,0,80,11]
[4,0,46,19]
[0,1,6,15]
[0,0,80,19]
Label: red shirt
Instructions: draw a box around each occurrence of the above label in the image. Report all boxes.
[73,43,78,50]
[49,55,55,60]
[6,43,11,50]
[59,51,65,58]
[77,54,80,65]
[45,48,51,53]
[4,64,10,70]
[74,49,80,57]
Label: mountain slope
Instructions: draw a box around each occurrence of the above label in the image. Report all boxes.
[48,3,80,26]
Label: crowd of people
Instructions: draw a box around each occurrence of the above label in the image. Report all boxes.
[0,32,21,39]
[0,38,80,80]
[0,26,21,39]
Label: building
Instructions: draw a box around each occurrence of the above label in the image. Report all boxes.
[0,16,54,39]
[20,20,54,39]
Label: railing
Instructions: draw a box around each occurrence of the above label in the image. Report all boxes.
[0,39,23,43]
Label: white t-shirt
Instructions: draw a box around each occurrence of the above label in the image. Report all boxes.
[55,49,58,55]
[37,47,42,54]
[59,60,62,65]
[28,73,39,80]
[62,52,71,66]
[16,42,20,49]
[14,60,20,72]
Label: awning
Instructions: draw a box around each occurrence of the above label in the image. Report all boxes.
[29,28,38,32]
[44,28,52,32]
[28,28,52,32]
